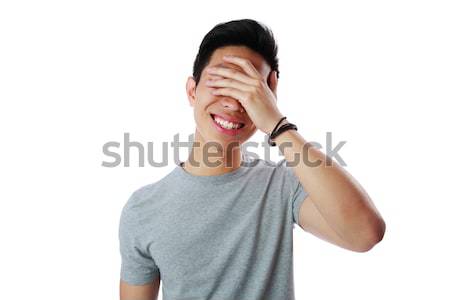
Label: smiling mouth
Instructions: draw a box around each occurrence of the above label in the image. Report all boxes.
[210,114,245,130]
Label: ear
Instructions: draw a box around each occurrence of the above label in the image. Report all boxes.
[186,76,197,107]
[267,70,278,99]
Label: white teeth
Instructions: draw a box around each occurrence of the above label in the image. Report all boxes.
[213,115,242,130]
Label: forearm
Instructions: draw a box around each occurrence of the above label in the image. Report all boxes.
[274,128,385,248]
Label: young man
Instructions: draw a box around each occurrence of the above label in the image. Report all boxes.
[119,19,386,300]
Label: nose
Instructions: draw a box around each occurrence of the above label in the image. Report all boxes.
[220,96,245,113]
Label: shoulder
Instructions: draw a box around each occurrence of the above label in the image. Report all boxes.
[125,183,155,209]
[119,182,161,234]
[119,184,152,223]
[239,157,293,184]
[127,166,180,207]
[244,156,289,172]
[249,157,299,188]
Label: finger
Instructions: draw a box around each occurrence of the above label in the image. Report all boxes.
[208,74,225,80]
[207,66,257,86]
[206,78,253,92]
[211,87,249,105]
[222,55,262,80]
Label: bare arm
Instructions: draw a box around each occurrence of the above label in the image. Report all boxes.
[275,129,386,251]
[299,194,372,252]
[120,276,160,300]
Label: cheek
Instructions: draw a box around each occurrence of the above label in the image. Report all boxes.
[195,87,216,108]
[192,96,212,121]
[199,81,216,94]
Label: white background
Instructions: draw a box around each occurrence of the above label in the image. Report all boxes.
[1,1,449,299]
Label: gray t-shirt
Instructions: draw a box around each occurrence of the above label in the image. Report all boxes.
[119,155,309,299]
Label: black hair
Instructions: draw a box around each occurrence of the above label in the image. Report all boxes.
[192,19,279,85]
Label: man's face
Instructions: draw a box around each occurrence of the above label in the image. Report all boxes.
[186,45,274,146]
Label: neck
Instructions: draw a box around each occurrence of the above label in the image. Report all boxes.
[182,129,243,176]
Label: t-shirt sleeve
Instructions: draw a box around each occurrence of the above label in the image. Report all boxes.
[277,159,309,227]
[119,193,160,285]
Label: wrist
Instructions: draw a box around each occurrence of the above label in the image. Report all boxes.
[265,113,285,135]
[273,127,295,144]
[267,117,298,146]
[277,118,290,128]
